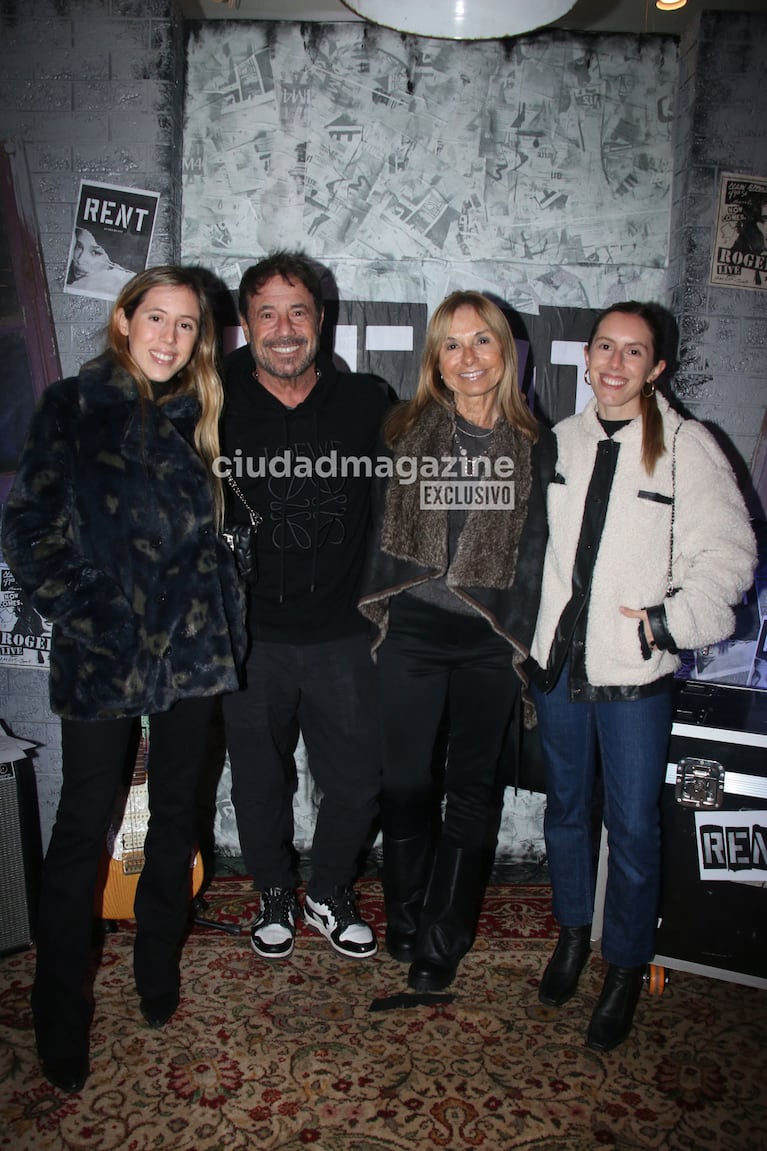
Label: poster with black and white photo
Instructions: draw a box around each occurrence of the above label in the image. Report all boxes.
[64,181,160,302]
[709,173,767,291]
[0,563,51,669]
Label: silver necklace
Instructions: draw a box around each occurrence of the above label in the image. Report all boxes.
[454,420,494,477]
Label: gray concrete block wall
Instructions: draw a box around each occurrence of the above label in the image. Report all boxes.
[0,0,184,377]
[0,0,185,849]
[668,11,767,508]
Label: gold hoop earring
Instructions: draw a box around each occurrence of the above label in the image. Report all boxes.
[642,379,656,398]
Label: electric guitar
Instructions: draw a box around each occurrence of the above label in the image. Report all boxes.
[95,716,204,920]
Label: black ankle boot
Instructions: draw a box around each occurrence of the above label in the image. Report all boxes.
[538,924,592,1007]
[34,1010,90,1094]
[140,989,180,1029]
[586,964,644,1052]
[41,1054,89,1093]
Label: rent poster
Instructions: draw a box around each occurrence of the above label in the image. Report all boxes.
[710,173,767,291]
[64,181,160,302]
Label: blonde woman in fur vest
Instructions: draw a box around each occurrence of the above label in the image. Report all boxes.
[359,291,556,992]
[2,266,246,1094]
[528,301,756,1053]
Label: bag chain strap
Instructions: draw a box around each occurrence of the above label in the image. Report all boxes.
[667,425,679,597]
[227,474,263,529]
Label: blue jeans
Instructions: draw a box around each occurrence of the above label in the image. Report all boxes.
[532,671,672,968]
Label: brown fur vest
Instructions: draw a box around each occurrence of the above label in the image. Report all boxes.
[359,402,543,656]
[380,402,532,588]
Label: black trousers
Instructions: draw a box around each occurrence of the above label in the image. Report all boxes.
[222,632,380,899]
[377,595,519,848]
[32,696,216,1062]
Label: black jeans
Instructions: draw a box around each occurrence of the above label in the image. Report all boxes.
[32,696,216,1062]
[222,632,380,898]
[377,595,519,848]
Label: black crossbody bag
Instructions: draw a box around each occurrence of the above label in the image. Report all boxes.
[222,475,262,583]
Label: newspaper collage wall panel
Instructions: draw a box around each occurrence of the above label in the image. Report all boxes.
[182,22,676,319]
[180,21,678,859]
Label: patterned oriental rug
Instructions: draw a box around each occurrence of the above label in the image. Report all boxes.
[1,876,766,1151]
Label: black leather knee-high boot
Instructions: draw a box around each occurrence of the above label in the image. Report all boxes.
[382,832,433,962]
[407,838,484,992]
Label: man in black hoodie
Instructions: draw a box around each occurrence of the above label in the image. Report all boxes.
[221,251,390,962]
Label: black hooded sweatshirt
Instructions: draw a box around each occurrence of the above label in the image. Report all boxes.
[222,347,391,643]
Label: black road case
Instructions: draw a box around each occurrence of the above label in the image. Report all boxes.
[591,680,767,990]
[650,680,767,989]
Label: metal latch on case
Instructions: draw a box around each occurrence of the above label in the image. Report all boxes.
[674,757,725,809]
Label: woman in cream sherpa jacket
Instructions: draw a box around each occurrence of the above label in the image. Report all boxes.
[527,301,756,1056]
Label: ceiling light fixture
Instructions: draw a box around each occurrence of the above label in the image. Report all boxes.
[339,0,577,40]
[655,1,688,11]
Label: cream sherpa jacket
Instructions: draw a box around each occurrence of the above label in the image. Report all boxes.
[529,394,756,691]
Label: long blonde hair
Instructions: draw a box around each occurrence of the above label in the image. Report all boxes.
[385,291,538,447]
[108,265,225,526]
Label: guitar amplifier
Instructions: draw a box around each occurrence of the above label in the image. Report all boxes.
[0,757,41,954]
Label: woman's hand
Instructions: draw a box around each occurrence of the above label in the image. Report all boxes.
[620,605,656,650]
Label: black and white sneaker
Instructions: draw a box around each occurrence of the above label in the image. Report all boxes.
[304,887,377,958]
[250,887,298,959]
